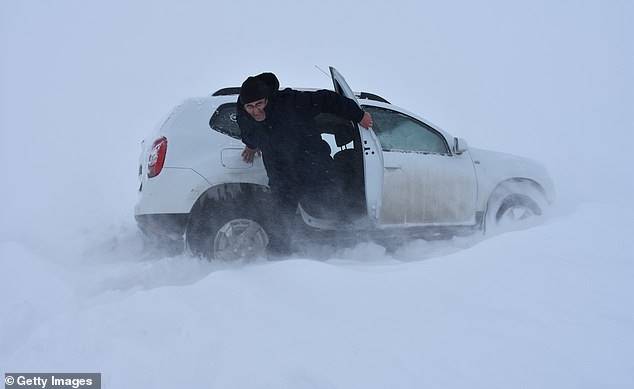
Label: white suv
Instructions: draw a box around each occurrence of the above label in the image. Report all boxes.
[135,67,555,259]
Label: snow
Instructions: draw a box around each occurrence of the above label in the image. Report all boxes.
[2,203,633,388]
[1,0,633,388]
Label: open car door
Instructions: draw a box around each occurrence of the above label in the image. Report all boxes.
[330,67,383,224]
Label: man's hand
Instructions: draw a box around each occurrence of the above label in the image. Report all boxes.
[241,146,260,163]
[359,111,373,129]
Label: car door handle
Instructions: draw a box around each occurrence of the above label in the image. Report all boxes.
[384,165,402,170]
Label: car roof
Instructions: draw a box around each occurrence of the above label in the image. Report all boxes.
[211,87,390,104]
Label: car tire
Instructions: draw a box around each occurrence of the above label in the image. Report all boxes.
[186,194,273,261]
[484,180,548,235]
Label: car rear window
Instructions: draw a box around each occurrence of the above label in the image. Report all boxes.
[209,103,240,139]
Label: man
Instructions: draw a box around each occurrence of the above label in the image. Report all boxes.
[236,72,373,254]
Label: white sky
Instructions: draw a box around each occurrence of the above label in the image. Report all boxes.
[1,0,632,240]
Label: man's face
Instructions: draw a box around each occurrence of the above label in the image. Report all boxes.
[244,98,268,122]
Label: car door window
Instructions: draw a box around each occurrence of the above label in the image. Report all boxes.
[363,106,449,154]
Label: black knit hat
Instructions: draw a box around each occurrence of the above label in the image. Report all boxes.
[239,72,279,104]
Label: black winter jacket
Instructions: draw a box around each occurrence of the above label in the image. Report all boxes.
[237,88,364,203]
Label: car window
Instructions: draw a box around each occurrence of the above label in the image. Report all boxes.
[209,103,240,139]
[363,106,449,154]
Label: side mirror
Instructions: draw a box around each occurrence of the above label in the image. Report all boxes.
[453,137,469,155]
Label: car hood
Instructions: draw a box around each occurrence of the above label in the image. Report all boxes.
[469,147,556,203]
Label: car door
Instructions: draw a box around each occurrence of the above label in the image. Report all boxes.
[362,104,477,226]
[329,67,384,223]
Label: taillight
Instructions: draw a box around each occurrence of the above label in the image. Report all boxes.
[148,137,168,178]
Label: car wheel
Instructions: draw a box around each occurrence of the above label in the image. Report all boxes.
[211,217,269,261]
[484,181,547,235]
[186,197,272,261]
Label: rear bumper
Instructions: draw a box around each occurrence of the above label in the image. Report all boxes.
[135,213,189,241]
